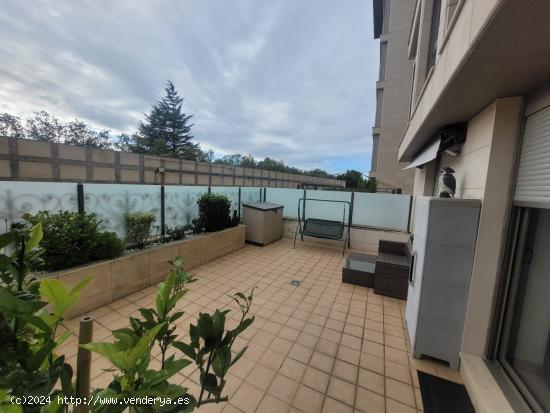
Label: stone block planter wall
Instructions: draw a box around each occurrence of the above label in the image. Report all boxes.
[47,225,245,318]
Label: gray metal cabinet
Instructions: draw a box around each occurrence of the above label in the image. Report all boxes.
[405,197,481,370]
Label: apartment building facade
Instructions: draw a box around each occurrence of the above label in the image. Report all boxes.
[369,0,416,194]
[395,0,550,411]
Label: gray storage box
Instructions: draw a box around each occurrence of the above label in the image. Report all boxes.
[242,202,284,246]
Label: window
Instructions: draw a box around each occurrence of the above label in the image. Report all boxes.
[496,207,550,411]
[375,89,384,127]
[379,42,388,81]
[371,134,380,171]
[426,0,442,74]
[381,0,392,34]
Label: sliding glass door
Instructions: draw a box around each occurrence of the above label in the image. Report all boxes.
[496,207,550,412]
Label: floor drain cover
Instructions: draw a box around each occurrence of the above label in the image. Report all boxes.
[289,280,302,287]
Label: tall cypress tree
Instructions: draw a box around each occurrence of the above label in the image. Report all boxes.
[136,81,198,159]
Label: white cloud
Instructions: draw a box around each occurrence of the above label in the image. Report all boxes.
[0,0,378,173]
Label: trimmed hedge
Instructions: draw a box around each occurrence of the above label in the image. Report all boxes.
[22,211,124,271]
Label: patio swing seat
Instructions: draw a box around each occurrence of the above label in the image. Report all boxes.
[302,218,344,240]
[293,197,351,254]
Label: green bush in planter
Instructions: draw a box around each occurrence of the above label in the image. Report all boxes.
[124,211,155,248]
[22,211,124,272]
[197,193,238,232]
[91,231,125,260]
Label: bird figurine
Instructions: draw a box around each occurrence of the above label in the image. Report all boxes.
[439,167,456,198]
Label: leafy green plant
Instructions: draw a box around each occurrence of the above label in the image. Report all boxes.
[0,223,91,412]
[124,212,156,249]
[22,211,124,271]
[91,231,125,260]
[82,256,255,411]
[130,257,196,367]
[196,193,237,233]
[174,289,255,405]
[164,226,186,243]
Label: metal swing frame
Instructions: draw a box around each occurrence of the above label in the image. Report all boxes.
[293,197,351,255]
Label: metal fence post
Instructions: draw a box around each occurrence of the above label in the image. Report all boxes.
[348,192,355,248]
[77,183,85,214]
[238,187,242,219]
[160,185,165,237]
[302,189,307,222]
[263,187,267,202]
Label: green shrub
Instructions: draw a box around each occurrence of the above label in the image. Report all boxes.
[22,211,124,272]
[197,193,237,232]
[92,231,125,260]
[165,225,186,242]
[124,211,155,248]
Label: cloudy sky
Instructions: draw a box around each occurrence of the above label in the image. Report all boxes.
[0,0,378,174]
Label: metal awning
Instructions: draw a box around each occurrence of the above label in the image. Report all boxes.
[402,138,441,170]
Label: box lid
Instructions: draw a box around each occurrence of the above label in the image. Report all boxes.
[242,202,284,211]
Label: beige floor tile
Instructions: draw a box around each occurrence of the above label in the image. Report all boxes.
[230,382,264,413]
[364,329,384,345]
[268,374,300,404]
[278,326,301,342]
[386,399,417,413]
[385,378,416,408]
[315,338,339,357]
[288,343,313,364]
[385,347,409,366]
[320,328,342,344]
[296,331,318,349]
[322,397,353,413]
[357,368,384,395]
[269,337,294,355]
[245,364,277,391]
[279,357,307,382]
[309,352,335,374]
[332,360,358,384]
[341,333,362,351]
[230,356,256,379]
[359,353,385,375]
[256,394,291,413]
[385,360,412,385]
[302,366,331,393]
[259,349,286,371]
[343,323,364,338]
[336,346,361,366]
[292,384,325,413]
[327,376,355,407]
[355,387,385,413]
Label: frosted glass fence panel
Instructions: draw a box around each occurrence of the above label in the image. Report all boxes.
[352,193,411,230]
[165,186,209,229]
[84,183,161,239]
[265,188,303,218]
[211,186,240,214]
[0,181,78,227]
[240,187,262,212]
[304,190,352,222]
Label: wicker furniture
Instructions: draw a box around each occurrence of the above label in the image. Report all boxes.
[374,240,411,300]
[342,253,377,288]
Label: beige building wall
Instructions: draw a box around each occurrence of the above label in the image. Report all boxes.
[370,0,416,194]
[411,97,525,412]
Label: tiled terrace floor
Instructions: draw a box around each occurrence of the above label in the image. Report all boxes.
[59,239,462,413]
